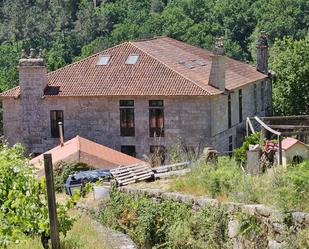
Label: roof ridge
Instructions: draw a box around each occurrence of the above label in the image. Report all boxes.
[48,41,130,77]
[129,41,215,95]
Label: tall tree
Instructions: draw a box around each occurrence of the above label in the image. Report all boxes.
[270,34,309,115]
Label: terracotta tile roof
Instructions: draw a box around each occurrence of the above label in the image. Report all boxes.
[282,137,309,151]
[30,135,144,174]
[0,36,267,98]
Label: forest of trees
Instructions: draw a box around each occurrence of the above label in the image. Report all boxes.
[0,0,308,115]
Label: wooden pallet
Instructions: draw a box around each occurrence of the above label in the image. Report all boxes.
[110,163,154,186]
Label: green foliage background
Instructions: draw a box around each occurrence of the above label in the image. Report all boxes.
[0,0,308,116]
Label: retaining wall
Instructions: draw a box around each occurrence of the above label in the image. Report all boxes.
[119,186,309,249]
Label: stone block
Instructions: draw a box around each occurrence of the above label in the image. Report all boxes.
[228,220,240,238]
[268,240,287,249]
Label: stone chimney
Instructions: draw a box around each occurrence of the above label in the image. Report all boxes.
[209,37,226,92]
[256,31,269,74]
[18,48,47,154]
[19,48,47,97]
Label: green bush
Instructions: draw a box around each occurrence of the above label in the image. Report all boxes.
[170,158,309,212]
[233,132,261,166]
[100,188,229,249]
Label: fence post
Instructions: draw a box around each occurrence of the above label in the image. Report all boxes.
[44,153,60,249]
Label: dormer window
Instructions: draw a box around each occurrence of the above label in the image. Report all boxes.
[97,55,111,65]
[126,54,139,65]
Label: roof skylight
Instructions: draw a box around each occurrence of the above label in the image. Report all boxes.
[97,55,111,65]
[126,54,139,65]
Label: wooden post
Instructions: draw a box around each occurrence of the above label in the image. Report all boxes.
[44,154,60,249]
[278,136,283,165]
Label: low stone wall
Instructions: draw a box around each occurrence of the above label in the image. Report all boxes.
[120,186,309,249]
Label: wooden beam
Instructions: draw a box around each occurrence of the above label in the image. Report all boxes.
[278,136,283,165]
[269,125,309,130]
[281,130,309,136]
[44,154,60,249]
[260,115,309,120]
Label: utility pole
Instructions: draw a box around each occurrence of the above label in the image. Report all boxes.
[44,154,60,249]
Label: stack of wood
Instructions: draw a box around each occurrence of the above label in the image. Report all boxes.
[110,163,154,186]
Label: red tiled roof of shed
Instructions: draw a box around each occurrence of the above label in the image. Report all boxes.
[31,136,144,175]
[0,37,267,98]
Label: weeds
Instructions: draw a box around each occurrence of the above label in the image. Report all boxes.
[170,158,309,212]
[100,188,229,249]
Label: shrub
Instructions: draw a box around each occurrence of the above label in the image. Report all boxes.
[100,188,229,249]
[233,132,261,166]
[0,143,75,248]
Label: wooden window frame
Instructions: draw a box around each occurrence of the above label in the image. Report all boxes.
[50,110,64,138]
[239,89,243,123]
[120,100,135,137]
[228,94,232,129]
[261,82,265,111]
[149,100,164,137]
[254,84,257,114]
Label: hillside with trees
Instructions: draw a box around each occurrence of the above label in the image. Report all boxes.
[0,0,308,115]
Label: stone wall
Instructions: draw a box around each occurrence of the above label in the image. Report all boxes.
[211,78,272,153]
[119,186,309,249]
[2,77,272,158]
[3,96,212,158]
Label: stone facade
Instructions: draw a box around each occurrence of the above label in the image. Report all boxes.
[3,78,271,159]
[2,35,272,160]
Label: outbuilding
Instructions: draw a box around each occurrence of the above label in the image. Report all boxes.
[281,137,309,166]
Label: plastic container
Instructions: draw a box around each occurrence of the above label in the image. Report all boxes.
[93,185,110,200]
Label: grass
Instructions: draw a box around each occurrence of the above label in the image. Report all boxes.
[8,210,109,249]
[168,157,309,212]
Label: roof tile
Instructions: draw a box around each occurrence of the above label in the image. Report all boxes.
[0,37,267,98]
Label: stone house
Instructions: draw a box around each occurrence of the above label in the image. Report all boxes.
[0,34,272,162]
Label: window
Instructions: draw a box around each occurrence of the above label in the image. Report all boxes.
[120,100,135,137]
[228,94,231,129]
[126,54,139,64]
[149,100,164,137]
[121,145,136,157]
[261,82,265,111]
[150,146,166,166]
[50,110,64,138]
[228,136,233,157]
[239,89,243,123]
[254,84,257,114]
[97,55,111,65]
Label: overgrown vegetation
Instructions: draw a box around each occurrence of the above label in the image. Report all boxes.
[100,188,229,248]
[233,132,261,166]
[0,143,75,248]
[9,211,109,249]
[170,157,309,212]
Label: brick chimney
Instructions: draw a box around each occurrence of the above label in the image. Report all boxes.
[209,38,226,92]
[19,48,47,97]
[18,48,47,153]
[256,31,269,74]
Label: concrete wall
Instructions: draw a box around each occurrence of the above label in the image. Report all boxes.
[211,78,272,153]
[3,96,212,159]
